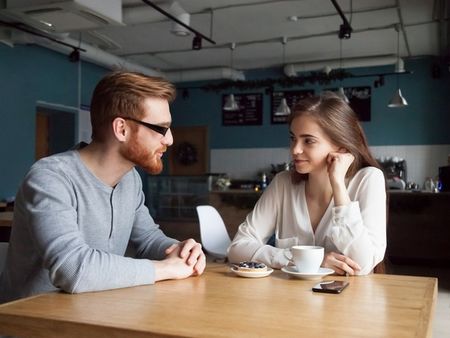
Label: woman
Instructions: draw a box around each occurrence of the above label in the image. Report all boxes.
[228,91,386,275]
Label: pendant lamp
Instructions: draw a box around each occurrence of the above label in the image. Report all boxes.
[275,37,291,116]
[388,24,408,108]
[388,89,408,108]
[275,98,291,116]
[336,38,350,103]
[337,87,350,103]
[223,94,239,111]
[223,43,240,111]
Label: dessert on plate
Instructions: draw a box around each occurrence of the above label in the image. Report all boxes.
[236,261,267,272]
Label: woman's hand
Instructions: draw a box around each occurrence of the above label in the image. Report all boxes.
[322,251,361,275]
[327,150,355,186]
[327,150,354,206]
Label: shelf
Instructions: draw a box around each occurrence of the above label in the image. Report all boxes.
[146,175,209,221]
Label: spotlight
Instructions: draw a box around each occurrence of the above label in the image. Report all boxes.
[69,49,80,62]
[338,23,352,39]
[192,35,202,50]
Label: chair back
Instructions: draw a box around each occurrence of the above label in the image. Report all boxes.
[196,205,231,259]
[0,242,8,274]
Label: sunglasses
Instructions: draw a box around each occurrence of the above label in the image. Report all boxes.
[122,117,169,136]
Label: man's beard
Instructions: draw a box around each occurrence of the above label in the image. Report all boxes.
[120,132,165,174]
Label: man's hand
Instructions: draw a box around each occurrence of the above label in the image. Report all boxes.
[165,239,206,276]
[322,251,361,275]
[153,239,206,282]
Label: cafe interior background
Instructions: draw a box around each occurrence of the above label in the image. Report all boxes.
[0,1,449,248]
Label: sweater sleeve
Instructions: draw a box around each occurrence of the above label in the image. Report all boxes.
[329,168,387,275]
[227,174,291,268]
[24,168,160,294]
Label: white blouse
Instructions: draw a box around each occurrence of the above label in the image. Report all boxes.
[227,167,387,275]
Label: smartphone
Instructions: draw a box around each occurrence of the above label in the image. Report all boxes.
[312,280,349,294]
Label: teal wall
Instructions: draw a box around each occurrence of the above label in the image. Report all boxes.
[171,58,450,148]
[0,44,108,199]
[1,42,449,199]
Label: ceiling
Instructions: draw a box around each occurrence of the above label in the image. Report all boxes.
[0,0,447,81]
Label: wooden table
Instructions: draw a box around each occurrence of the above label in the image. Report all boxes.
[0,264,437,338]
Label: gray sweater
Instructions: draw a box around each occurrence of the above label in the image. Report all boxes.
[0,149,177,303]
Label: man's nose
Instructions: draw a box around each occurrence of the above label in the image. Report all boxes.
[163,128,173,146]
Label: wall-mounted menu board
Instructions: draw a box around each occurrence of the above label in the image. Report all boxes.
[271,90,314,124]
[222,93,263,126]
[325,86,371,121]
[346,86,371,122]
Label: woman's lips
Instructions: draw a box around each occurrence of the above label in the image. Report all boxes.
[294,158,308,164]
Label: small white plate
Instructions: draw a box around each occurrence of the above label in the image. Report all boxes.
[230,267,274,278]
[281,266,334,280]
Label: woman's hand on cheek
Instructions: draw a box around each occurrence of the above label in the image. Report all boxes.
[327,150,354,185]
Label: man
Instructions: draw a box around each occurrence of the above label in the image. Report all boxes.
[0,71,205,303]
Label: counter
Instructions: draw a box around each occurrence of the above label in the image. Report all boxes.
[387,191,450,264]
[209,190,261,239]
[157,189,449,265]
[209,189,450,265]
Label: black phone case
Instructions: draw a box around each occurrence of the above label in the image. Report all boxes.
[312,281,349,294]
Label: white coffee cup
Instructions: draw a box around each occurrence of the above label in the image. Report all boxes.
[288,245,324,273]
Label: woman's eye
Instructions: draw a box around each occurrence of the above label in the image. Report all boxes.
[305,138,315,144]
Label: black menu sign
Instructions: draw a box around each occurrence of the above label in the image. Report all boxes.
[222,93,263,126]
[325,86,371,121]
[346,86,371,122]
[271,90,314,124]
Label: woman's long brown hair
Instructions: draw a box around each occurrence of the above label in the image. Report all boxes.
[288,91,381,183]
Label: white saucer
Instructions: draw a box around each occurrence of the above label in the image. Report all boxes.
[281,266,334,280]
[230,267,274,278]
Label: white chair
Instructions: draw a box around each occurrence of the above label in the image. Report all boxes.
[0,242,8,274]
[196,205,231,260]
